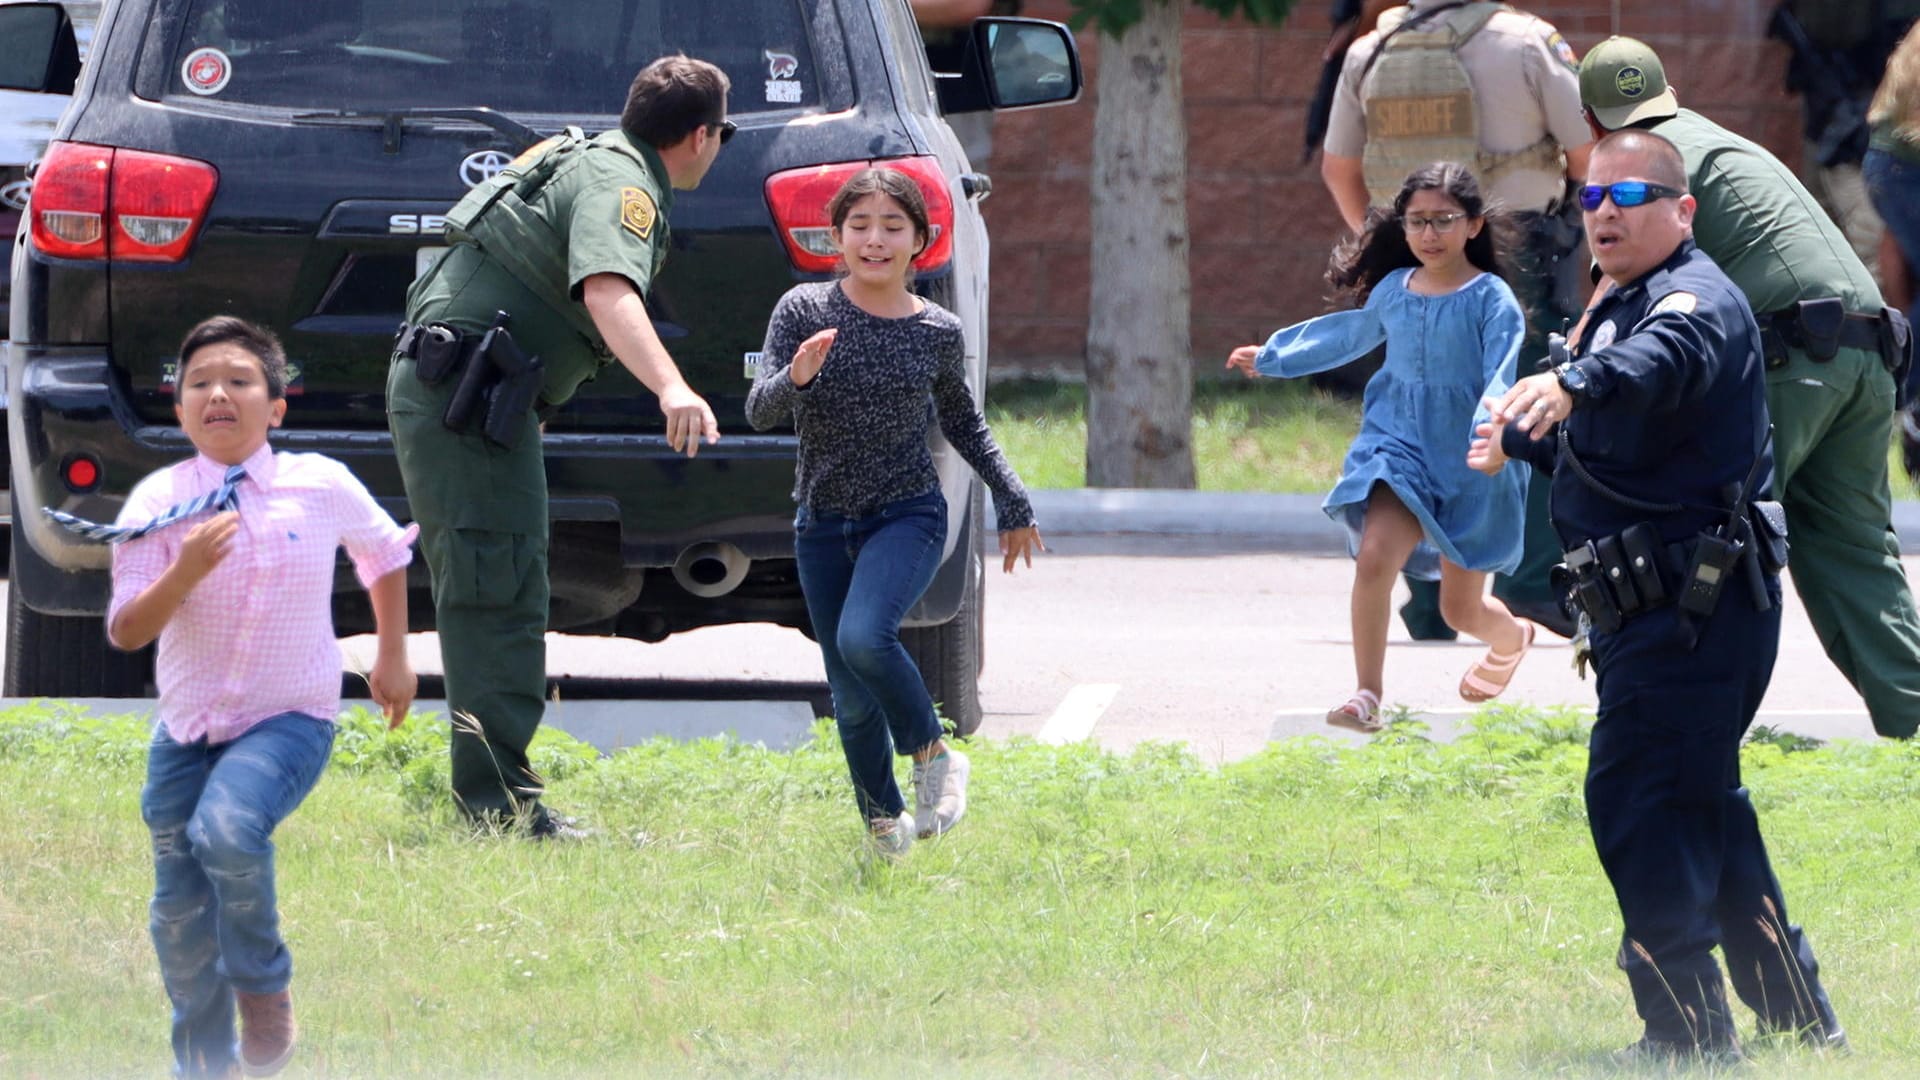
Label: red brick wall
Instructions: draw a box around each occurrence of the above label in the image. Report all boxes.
[982,0,1803,377]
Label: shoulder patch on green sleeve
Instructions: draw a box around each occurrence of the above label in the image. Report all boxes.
[620,187,657,240]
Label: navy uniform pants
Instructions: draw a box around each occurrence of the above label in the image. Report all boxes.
[1585,571,1839,1049]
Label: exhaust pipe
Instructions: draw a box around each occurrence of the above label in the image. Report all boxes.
[671,541,750,598]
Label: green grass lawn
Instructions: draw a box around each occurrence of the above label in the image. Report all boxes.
[4,703,1918,1077]
[988,379,1361,494]
[992,379,1920,504]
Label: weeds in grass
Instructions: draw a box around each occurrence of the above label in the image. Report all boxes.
[1,701,1915,1077]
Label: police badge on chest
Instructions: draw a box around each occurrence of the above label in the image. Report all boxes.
[1589,320,1618,352]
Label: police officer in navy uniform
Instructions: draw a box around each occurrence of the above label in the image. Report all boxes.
[1469,130,1843,1061]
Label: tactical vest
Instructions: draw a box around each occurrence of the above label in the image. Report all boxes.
[1359,2,1562,203]
[442,127,670,355]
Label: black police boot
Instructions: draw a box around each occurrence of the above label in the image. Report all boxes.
[1501,596,1578,640]
[1609,1036,1744,1068]
[1398,576,1457,641]
[528,807,594,842]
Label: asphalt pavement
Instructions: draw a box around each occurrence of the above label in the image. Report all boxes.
[0,488,1899,761]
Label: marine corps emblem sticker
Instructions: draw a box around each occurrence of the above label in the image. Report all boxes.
[621,188,657,240]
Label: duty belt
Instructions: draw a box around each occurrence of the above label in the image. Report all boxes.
[394,321,485,375]
[1554,525,1694,634]
[1756,300,1898,368]
[393,319,559,427]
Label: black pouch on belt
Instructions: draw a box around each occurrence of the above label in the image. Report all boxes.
[1593,534,1641,614]
[1881,306,1915,408]
[414,324,464,384]
[1794,297,1846,361]
[1618,523,1668,608]
[1747,499,1789,573]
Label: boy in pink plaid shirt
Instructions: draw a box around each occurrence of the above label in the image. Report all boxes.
[107,316,416,1078]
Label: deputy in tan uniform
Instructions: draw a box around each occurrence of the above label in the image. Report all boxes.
[1321,0,1595,638]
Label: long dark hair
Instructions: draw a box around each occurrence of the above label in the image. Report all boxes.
[1326,161,1512,306]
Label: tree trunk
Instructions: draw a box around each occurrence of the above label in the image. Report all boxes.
[1084,2,1195,489]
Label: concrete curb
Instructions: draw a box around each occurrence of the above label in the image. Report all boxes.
[1027,487,1920,555]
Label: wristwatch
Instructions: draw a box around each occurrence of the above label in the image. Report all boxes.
[1554,361,1590,400]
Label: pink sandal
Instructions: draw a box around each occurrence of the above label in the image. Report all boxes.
[1326,689,1383,733]
[1460,620,1535,703]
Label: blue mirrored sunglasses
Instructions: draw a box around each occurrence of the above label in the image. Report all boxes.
[1577,181,1685,211]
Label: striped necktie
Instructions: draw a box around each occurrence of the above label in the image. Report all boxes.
[42,463,247,545]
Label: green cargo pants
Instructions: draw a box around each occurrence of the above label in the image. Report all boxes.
[387,353,556,818]
[1771,342,1920,739]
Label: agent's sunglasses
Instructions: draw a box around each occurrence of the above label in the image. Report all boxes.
[1577,181,1684,211]
[713,119,737,145]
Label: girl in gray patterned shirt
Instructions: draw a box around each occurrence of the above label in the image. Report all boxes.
[747,167,1043,858]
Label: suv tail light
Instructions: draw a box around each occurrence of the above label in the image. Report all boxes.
[111,149,220,262]
[29,143,110,259]
[29,142,219,263]
[764,157,954,274]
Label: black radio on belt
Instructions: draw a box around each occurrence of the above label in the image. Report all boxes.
[1679,531,1743,617]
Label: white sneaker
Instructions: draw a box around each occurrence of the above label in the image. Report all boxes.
[869,811,914,859]
[912,747,970,839]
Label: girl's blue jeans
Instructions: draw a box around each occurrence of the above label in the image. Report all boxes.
[140,711,335,1078]
[795,491,948,822]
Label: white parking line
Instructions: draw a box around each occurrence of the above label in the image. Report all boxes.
[1037,683,1121,745]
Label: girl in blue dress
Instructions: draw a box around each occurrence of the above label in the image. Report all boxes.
[1228,162,1534,733]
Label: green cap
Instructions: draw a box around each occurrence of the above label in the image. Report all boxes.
[1578,36,1679,130]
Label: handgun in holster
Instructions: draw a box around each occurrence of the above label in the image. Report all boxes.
[1557,542,1623,634]
[443,311,543,448]
[479,328,544,449]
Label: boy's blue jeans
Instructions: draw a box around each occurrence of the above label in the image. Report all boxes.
[141,711,335,1078]
[795,491,948,822]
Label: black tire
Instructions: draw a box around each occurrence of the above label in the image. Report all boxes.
[904,548,983,738]
[903,483,985,737]
[902,272,983,736]
[5,542,153,697]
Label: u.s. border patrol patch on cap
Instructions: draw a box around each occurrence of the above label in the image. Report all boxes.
[1547,32,1577,70]
[1651,291,1698,315]
[620,187,656,240]
[1615,66,1647,98]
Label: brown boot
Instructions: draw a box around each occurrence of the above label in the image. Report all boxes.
[234,989,297,1076]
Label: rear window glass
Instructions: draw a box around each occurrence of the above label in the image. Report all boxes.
[158,0,818,115]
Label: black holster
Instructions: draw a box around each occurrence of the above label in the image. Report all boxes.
[1882,307,1915,408]
[439,312,545,449]
[1758,298,1894,371]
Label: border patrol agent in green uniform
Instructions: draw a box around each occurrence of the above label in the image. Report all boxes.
[1580,38,1920,739]
[387,57,731,833]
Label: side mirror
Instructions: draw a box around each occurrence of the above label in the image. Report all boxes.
[979,19,1080,109]
[0,4,80,94]
[934,17,1082,116]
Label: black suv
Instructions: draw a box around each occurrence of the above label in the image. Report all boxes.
[4,0,1080,735]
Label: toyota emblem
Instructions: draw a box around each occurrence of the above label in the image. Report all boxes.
[459,150,515,188]
[0,178,31,211]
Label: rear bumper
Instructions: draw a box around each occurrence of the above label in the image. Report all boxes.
[8,346,973,631]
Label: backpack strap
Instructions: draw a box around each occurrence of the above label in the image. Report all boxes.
[1357,1,1478,87]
